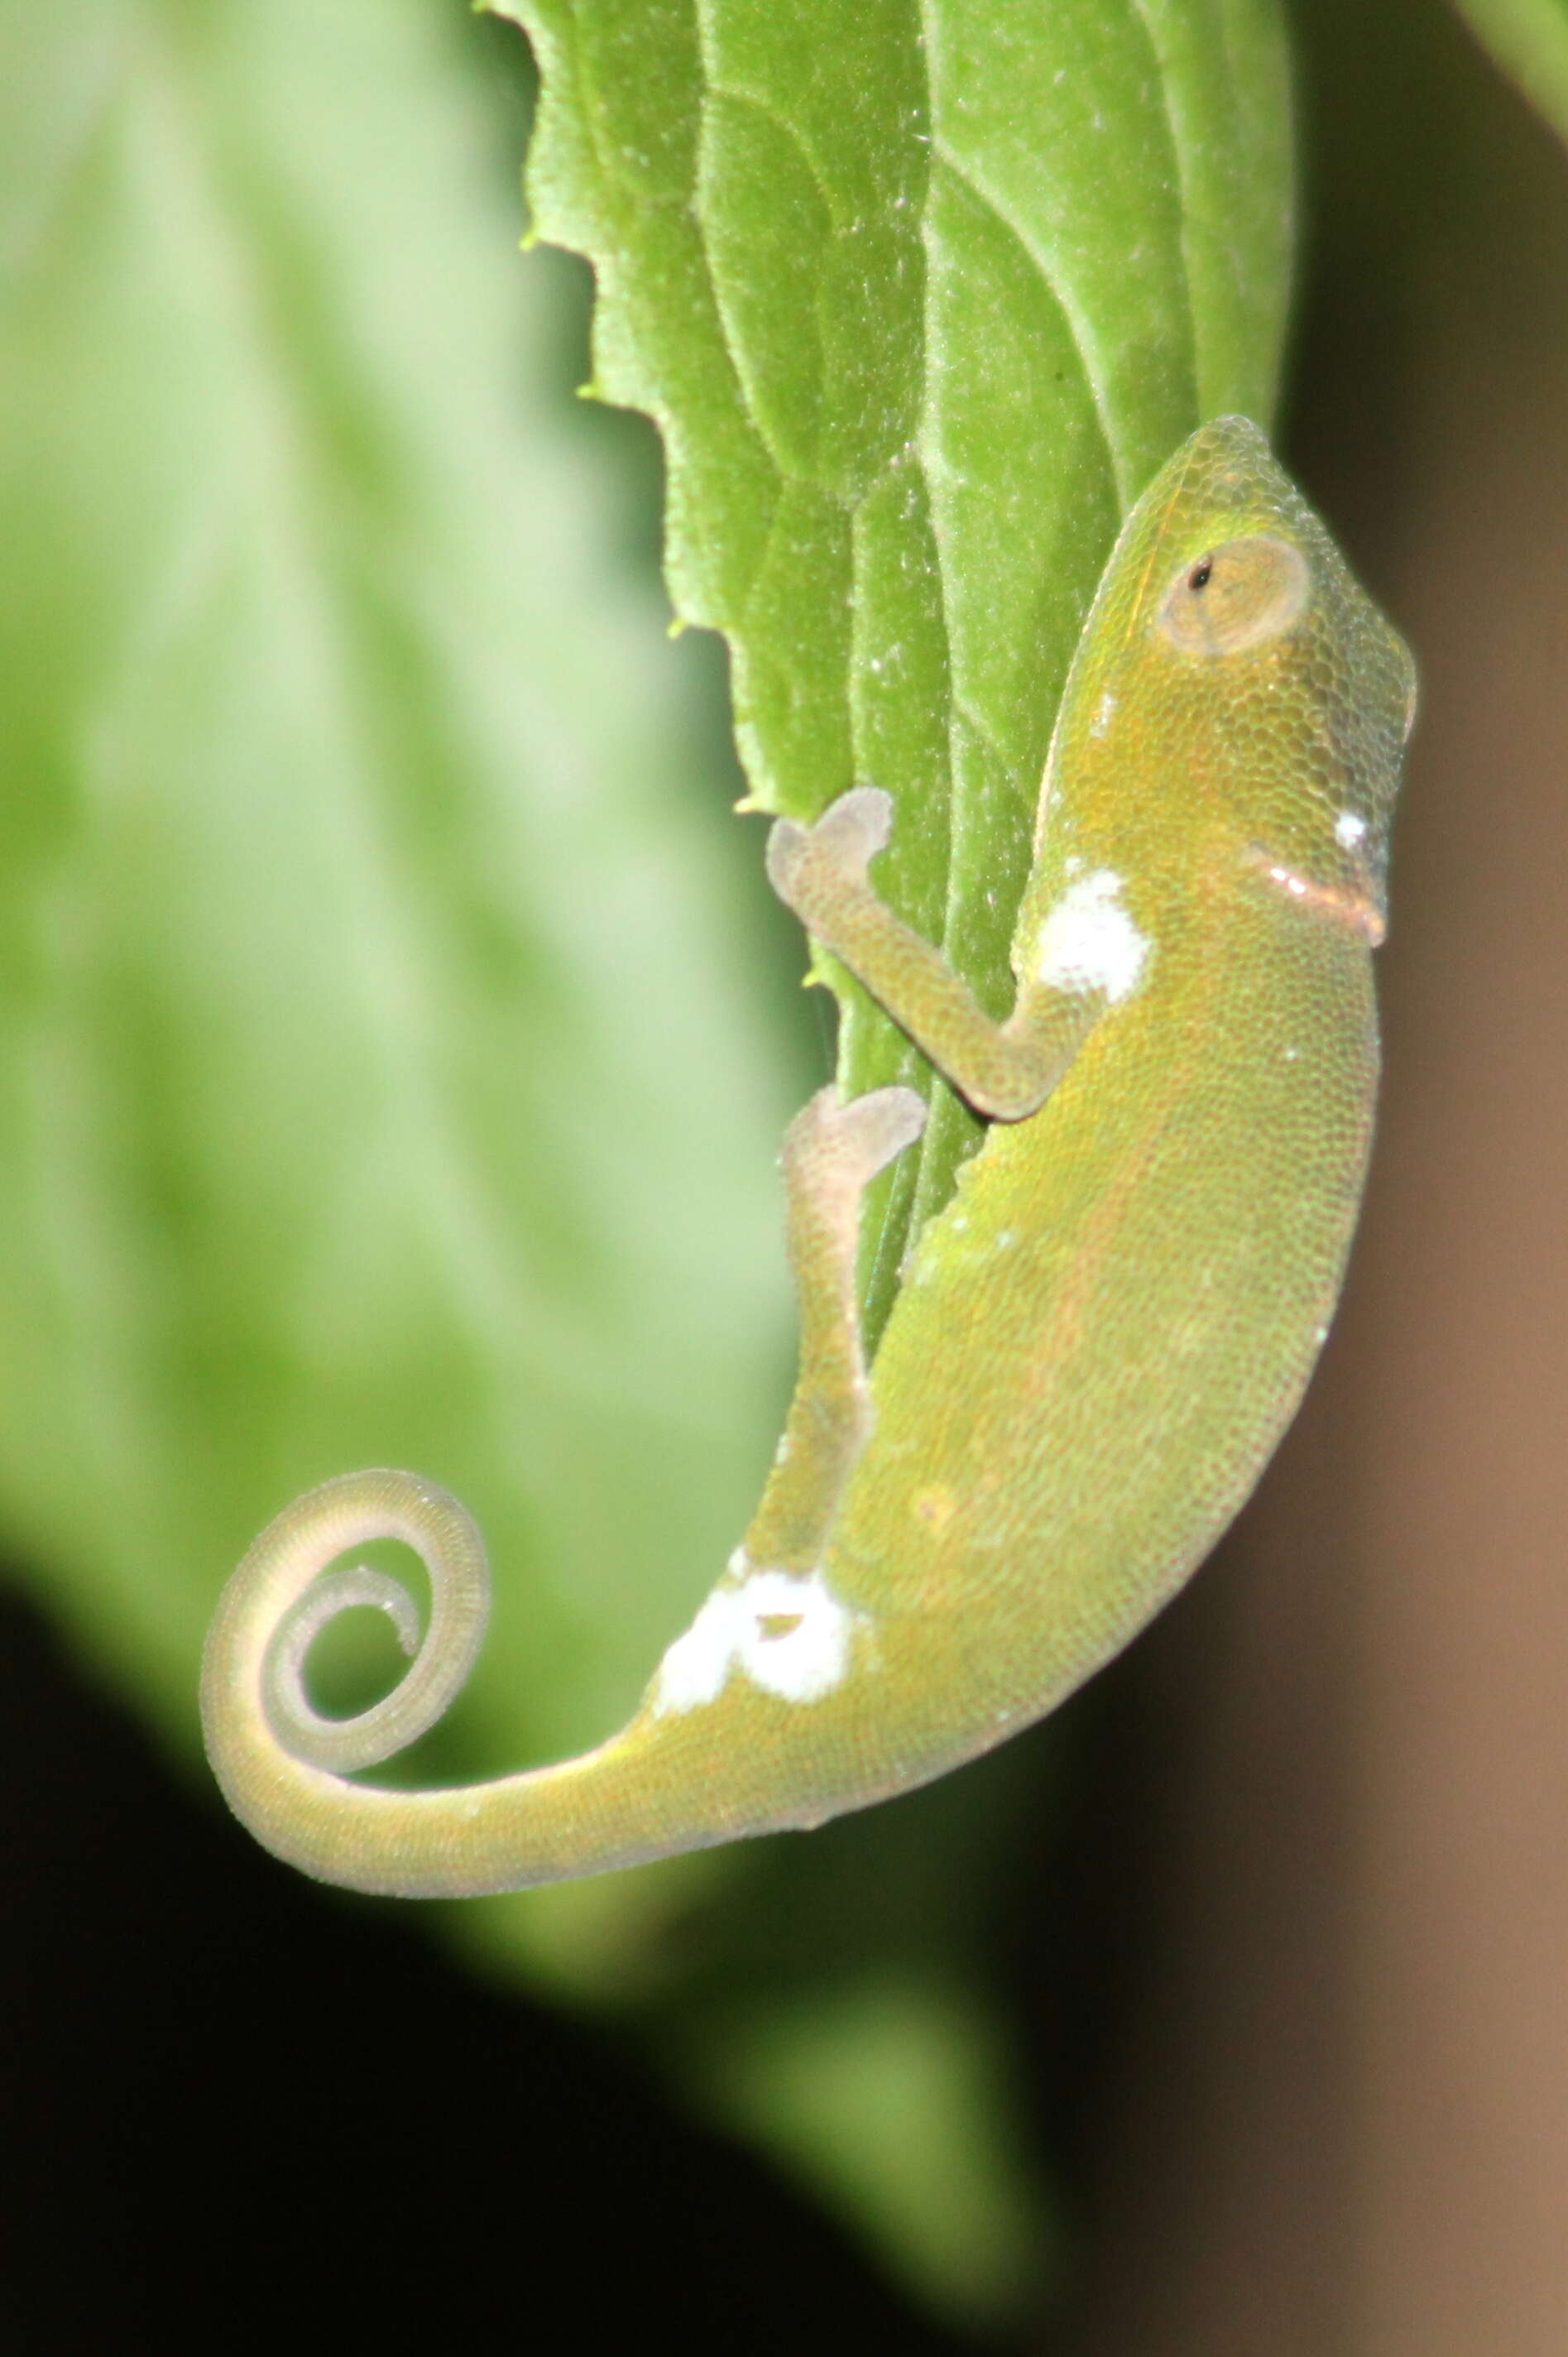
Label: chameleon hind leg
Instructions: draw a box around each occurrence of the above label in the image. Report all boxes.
[741,1083,925,1576]
[766,788,1097,1121]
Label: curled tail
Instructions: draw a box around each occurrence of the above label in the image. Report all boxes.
[199,1465,899,1898]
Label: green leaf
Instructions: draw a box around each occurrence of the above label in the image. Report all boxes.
[0,0,799,1954]
[1450,0,1568,146]
[2,0,1293,2327]
[487,0,1292,2312]
[502,0,1292,1335]
[692,1974,1059,2329]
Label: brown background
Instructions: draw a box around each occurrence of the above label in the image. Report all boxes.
[1063,4,1568,2349]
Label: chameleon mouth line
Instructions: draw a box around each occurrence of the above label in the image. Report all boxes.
[1246,847,1387,948]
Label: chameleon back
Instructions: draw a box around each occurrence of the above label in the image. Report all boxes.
[678,420,1415,1821]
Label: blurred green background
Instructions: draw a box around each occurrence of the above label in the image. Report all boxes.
[3,2,1568,2351]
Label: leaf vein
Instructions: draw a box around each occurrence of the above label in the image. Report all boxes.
[1124,0,1200,356]
[928,141,1124,505]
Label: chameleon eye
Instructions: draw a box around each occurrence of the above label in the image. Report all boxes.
[1157,533,1310,657]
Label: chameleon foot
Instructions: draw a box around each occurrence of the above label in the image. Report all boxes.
[782,1080,926,1207]
[765,786,894,916]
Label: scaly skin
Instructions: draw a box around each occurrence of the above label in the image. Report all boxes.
[201,419,1415,1895]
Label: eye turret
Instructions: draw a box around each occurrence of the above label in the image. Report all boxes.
[1157,534,1311,658]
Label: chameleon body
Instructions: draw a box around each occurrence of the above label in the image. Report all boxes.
[202,418,1415,1897]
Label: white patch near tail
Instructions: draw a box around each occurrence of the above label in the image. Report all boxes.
[654,1567,861,1715]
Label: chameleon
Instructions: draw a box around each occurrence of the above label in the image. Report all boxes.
[201,416,1416,1898]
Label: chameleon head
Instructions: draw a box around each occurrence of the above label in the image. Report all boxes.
[1059,417,1417,949]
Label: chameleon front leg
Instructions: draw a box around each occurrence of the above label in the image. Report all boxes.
[741,1082,925,1576]
[766,788,1099,1121]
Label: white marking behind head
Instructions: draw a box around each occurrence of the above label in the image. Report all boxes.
[1335,810,1368,848]
[1036,869,1151,1004]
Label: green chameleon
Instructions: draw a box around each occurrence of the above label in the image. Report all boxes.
[202,417,1416,1898]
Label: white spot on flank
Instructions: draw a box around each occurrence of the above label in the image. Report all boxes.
[1089,688,1118,739]
[1036,869,1151,1004]
[1335,810,1368,849]
[653,1567,861,1715]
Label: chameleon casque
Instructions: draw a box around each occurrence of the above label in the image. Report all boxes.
[202,417,1416,1897]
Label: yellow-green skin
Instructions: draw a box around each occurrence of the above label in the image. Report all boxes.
[201,420,1416,1896]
